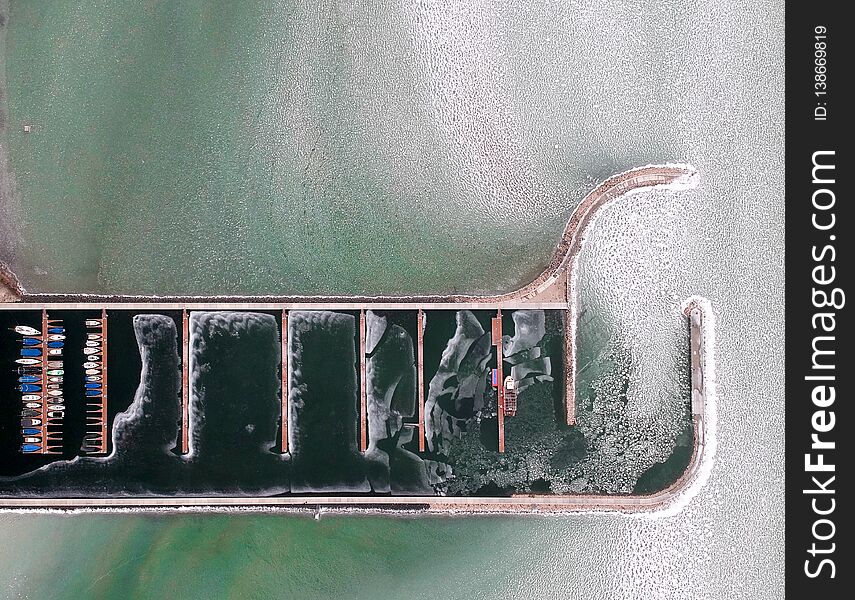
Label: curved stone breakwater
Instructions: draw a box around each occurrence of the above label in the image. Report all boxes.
[0,164,712,514]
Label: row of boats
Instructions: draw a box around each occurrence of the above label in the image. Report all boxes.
[12,316,108,454]
[82,317,108,454]
[14,319,65,454]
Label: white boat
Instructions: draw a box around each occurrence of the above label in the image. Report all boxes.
[83,347,99,355]
[15,358,41,366]
[85,368,101,375]
[48,348,63,356]
[49,334,66,341]
[13,326,41,336]
[21,394,40,401]
[24,402,41,409]
[47,390,63,397]
[23,437,42,444]
[48,404,65,410]
[47,361,63,368]
[85,320,103,327]
[49,376,63,383]
[83,362,99,369]
[85,341,100,347]
[87,334,102,340]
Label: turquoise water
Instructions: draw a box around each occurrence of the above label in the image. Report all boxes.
[0,0,784,598]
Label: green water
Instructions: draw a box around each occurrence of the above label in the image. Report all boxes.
[2,514,572,599]
[0,0,788,597]
[2,0,565,295]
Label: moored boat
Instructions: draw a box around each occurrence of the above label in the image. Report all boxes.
[22,428,40,435]
[48,404,65,411]
[83,347,99,355]
[48,348,63,356]
[87,333,102,340]
[47,411,64,419]
[21,394,40,401]
[85,375,102,382]
[13,325,41,336]
[85,382,102,389]
[83,362,100,369]
[22,337,42,346]
[21,409,40,417]
[85,389,102,397]
[47,389,63,397]
[47,327,65,334]
[85,320,102,327]
[18,375,40,383]
[15,358,41,366]
[85,368,101,375]
[23,436,42,444]
[17,383,41,392]
[21,418,42,427]
[47,369,64,376]
[85,340,100,347]
[20,348,42,357]
[47,361,63,368]
[48,341,64,348]
[48,376,64,383]
[21,444,41,453]
[24,402,42,409]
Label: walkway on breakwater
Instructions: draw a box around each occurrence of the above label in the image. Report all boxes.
[2,163,699,433]
[0,164,708,513]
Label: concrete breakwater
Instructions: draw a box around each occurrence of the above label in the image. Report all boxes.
[0,164,712,514]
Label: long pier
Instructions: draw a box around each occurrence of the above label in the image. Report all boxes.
[492,311,505,453]
[417,309,425,452]
[281,311,288,453]
[181,309,189,455]
[359,309,367,452]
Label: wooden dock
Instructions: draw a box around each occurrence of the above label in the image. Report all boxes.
[82,310,108,454]
[492,311,505,453]
[181,309,189,455]
[280,310,288,453]
[39,309,50,453]
[359,309,367,452]
[417,309,425,452]
[98,308,108,453]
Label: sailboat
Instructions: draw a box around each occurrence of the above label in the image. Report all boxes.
[13,325,40,336]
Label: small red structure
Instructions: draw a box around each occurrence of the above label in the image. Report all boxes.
[503,377,517,416]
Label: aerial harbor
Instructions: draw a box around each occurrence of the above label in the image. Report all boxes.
[0,0,785,597]
[0,165,712,510]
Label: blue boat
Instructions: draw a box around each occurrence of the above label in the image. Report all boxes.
[22,428,40,435]
[20,348,42,357]
[48,327,65,334]
[17,383,41,392]
[22,337,42,346]
[48,341,64,348]
[18,375,40,383]
[85,389,102,397]
[21,444,41,453]
[85,382,102,389]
